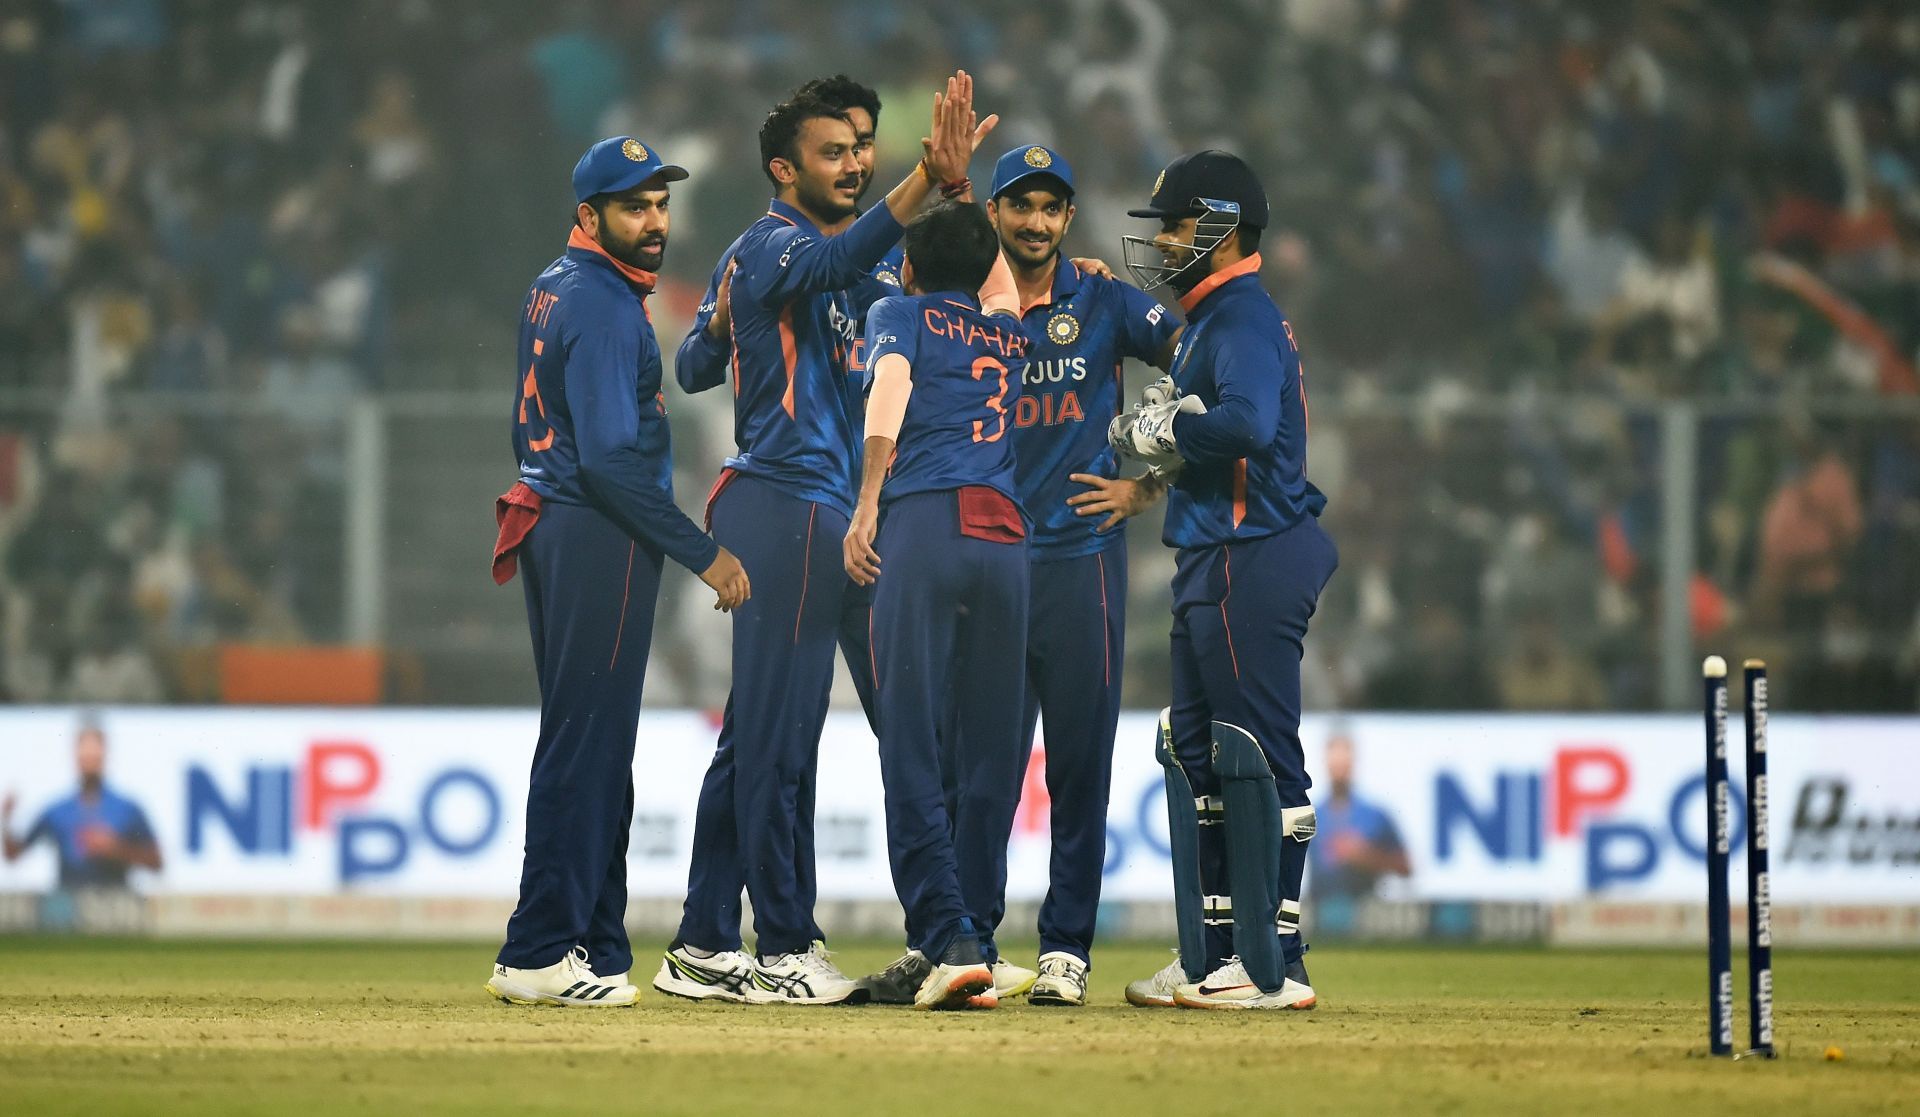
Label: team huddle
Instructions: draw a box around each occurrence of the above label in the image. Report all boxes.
[485,70,1335,1012]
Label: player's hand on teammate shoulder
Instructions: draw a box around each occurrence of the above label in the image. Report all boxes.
[843,503,881,586]
[700,546,751,611]
[1070,257,1114,279]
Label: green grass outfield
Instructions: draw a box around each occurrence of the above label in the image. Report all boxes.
[1,939,1915,1115]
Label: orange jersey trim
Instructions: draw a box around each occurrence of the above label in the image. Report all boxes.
[1178,252,1262,314]
[779,305,799,419]
[1232,458,1247,529]
[567,226,659,290]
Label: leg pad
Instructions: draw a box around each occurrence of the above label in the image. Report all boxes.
[1156,708,1208,981]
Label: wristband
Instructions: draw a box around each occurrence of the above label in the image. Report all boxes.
[939,177,972,200]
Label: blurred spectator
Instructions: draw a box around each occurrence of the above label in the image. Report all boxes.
[1753,431,1863,629]
[0,0,1915,711]
[1497,615,1606,712]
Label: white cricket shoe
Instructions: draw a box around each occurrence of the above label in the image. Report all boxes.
[486,946,637,1007]
[1030,952,1089,1007]
[745,940,856,1005]
[652,945,756,1003]
[915,959,994,1011]
[1124,952,1189,1008]
[1173,957,1316,1010]
[991,959,1037,999]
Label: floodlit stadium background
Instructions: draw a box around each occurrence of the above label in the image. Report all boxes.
[0,1,1915,944]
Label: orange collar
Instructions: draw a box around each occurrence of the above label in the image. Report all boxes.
[1178,252,1262,313]
[568,226,658,291]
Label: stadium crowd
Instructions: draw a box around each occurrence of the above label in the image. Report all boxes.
[1,0,1917,709]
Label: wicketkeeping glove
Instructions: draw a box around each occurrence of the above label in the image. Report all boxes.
[1138,374,1179,410]
[1108,395,1207,469]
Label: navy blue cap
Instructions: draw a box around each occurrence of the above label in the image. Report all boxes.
[572,136,689,203]
[989,145,1075,201]
[1129,150,1268,228]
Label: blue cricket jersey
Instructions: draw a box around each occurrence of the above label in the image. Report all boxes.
[1164,253,1326,548]
[512,228,718,573]
[690,199,905,518]
[864,292,1032,508]
[675,243,903,393]
[21,786,155,888]
[1009,260,1177,560]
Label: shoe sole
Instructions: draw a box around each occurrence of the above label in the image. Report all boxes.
[1029,990,1085,1007]
[652,971,751,1004]
[742,985,856,1006]
[847,983,921,1006]
[1124,989,1177,1008]
[916,967,993,1011]
[994,975,1036,999]
[1172,991,1317,1011]
[484,980,636,1007]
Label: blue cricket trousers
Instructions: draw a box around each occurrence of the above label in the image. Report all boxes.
[1168,518,1338,972]
[677,473,874,957]
[498,501,662,977]
[993,541,1126,964]
[872,489,1030,962]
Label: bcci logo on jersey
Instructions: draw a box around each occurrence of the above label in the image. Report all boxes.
[1047,313,1080,345]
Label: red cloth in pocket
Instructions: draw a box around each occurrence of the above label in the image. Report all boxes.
[492,482,543,585]
[956,485,1025,543]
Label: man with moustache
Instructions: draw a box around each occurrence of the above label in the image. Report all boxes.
[673,82,897,905]
[981,144,1180,1005]
[658,74,993,1006]
[486,135,749,1008]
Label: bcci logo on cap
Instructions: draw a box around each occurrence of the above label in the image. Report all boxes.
[621,138,649,162]
[1024,146,1053,169]
[1153,168,1166,197]
[1047,313,1080,345]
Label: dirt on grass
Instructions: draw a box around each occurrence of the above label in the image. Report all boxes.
[0,939,1914,1115]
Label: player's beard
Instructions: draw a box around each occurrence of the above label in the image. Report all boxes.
[796,172,861,224]
[609,229,667,272]
[1162,248,1208,295]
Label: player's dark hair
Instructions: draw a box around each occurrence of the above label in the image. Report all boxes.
[902,202,999,295]
[759,96,852,187]
[1236,224,1261,256]
[794,74,881,128]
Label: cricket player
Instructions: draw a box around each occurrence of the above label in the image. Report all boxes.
[847,151,1165,1009]
[844,200,1031,1010]
[666,78,897,997]
[659,74,993,1006]
[983,143,1179,1006]
[485,135,750,1008]
[1108,151,1338,1010]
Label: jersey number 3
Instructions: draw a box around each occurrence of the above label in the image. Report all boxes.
[971,355,1009,444]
